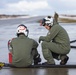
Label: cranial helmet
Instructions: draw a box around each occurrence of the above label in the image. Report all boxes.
[40,16,53,26]
[17,24,29,36]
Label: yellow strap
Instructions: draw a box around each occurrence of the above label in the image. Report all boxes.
[0,62,4,67]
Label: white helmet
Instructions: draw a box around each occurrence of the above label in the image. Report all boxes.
[41,16,53,26]
[17,24,29,36]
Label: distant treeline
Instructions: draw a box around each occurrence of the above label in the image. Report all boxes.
[0,14,28,18]
[61,14,76,17]
[59,18,76,23]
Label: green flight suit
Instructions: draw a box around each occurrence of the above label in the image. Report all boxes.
[39,24,70,64]
[10,34,38,67]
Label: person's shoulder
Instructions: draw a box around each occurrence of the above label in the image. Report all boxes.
[28,38,34,41]
[28,37,37,42]
[9,37,17,41]
[51,23,62,32]
[54,23,62,28]
[8,38,16,44]
[52,24,59,29]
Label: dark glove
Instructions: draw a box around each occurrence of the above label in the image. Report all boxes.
[39,37,42,43]
[39,38,41,43]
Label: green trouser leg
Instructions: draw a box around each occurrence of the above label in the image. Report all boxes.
[41,43,55,64]
[42,41,70,54]
[31,48,41,65]
[31,48,39,58]
[41,41,70,63]
[42,48,55,64]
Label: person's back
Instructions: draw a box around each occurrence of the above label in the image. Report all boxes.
[8,24,41,67]
[11,35,37,67]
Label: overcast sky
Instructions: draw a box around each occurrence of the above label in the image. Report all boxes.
[0,0,76,15]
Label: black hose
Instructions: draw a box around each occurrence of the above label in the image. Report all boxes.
[71,46,76,48]
[70,40,76,43]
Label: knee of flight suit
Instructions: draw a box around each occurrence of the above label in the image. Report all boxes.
[42,49,50,59]
[41,41,48,49]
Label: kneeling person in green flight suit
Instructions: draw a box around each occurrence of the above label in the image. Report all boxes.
[39,16,70,65]
[8,24,41,67]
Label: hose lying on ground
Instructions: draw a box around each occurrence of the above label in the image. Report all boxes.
[70,40,76,43]
[70,40,76,48]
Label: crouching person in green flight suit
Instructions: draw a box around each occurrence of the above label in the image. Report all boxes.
[8,24,41,67]
[39,16,70,65]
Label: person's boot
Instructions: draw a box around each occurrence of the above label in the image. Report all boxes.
[34,54,41,65]
[60,56,69,65]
